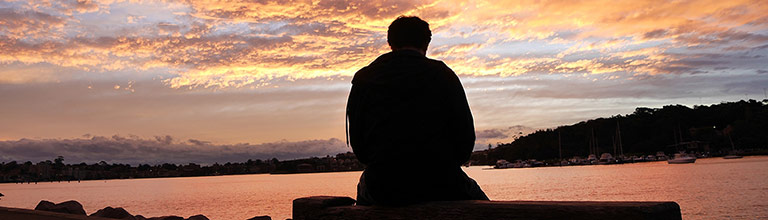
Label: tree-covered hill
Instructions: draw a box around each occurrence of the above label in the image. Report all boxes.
[472,100,768,165]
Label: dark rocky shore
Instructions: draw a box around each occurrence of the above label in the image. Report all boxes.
[30,200,271,220]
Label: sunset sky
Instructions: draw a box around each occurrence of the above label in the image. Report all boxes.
[1,0,767,164]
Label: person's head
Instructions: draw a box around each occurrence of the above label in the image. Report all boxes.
[387,16,431,54]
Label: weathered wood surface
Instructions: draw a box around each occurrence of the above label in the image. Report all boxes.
[293,196,682,220]
[0,206,115,220]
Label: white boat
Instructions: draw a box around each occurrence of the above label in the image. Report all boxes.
[668,153,696,164]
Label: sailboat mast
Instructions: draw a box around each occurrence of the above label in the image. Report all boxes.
[728,133,736,151]
[672,128,678,148]
[591,128,599,155]
[617,120,623,156]
[589,129,595,154]
[590,128,595,155]
[558,131,562,161]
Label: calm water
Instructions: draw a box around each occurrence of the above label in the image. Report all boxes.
[1,156,767,220]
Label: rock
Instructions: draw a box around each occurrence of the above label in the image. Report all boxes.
[34,200,55,210]
[34,200,87,215]
[140,214,208,220]
[186,214,210,220]
[90,206,135,219]
[247,215,272,220]
[147,216,184,220]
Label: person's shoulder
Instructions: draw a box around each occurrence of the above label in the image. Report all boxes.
[351,53,392,84]
[424,58,458,78]
[351,66,372,84]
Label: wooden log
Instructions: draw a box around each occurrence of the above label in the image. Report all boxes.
[293,196,681,220]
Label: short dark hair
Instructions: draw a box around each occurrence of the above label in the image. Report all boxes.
[387,16,431,49]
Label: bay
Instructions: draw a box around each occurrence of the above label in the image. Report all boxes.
[1,156,766,220]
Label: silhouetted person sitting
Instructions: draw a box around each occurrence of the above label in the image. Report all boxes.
[346,16,489,206]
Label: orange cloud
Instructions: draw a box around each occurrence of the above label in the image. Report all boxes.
[0,0,766,87]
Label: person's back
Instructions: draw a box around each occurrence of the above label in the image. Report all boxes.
[346,16,488,206]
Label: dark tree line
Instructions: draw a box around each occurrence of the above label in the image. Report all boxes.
[472,100,768,165]
[0,152,363,183]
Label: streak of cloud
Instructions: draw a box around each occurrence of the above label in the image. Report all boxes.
[0,135,348,165]
[474,125,536,150]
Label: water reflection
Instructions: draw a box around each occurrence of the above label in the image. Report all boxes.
[1,157,766,220]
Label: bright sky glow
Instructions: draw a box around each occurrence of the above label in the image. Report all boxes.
[1,0,767,162]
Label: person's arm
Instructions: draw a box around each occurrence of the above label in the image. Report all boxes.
[347,82,373,165]
[444,65,476,166]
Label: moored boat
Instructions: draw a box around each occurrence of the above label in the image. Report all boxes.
[598,153,614,165]
[494,159,514,169]
[587,154,598,164]
[668,153,696,164]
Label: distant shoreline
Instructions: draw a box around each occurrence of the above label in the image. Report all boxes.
[0,152,364,184]
[4,155,766,185]
[0,168,366,184]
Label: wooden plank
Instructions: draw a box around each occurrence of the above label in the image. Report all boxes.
[293,196,682,220]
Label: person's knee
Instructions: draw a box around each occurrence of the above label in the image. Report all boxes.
[465,177,489,200]
[356,173,375,205]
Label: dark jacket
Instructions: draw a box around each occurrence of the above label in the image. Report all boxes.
[346,49,477,205]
